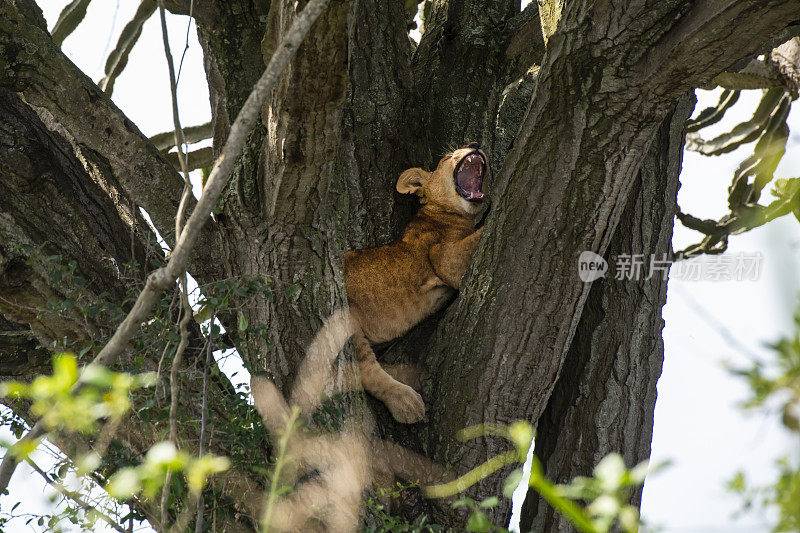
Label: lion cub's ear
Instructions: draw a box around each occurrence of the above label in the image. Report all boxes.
[396,168,430,196]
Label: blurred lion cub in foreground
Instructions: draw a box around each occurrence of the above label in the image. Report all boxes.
[342,143,487,422]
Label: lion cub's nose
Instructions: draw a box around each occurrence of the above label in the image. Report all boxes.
[467,141,480,149]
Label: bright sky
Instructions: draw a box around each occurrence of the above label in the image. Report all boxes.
[0,2,798,532]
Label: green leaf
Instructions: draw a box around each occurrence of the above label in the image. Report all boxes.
[503,468,524,498]
[479,497,499,509]
[51,0,92,47]
[285,284,302,300]
[452,498,474,509]
[186,455,230,492]
[238,312,249,332]
[98,0,157,96]
[686,88,787,156]
[106,468,141,499]
[466,511,491,532]
[53,353,79,390]
[727,471,747,493]
[80,364,115,388]
[687,89,740,133]
[508,420,534,459]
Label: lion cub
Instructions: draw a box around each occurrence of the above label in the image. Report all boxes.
[345,143,487,423]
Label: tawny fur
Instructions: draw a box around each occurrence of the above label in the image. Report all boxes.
[345,145,487,423]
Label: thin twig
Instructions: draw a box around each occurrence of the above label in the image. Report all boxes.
[158,2,192,239]
[157,3,194,527]
[26,458,128,533]
[0,0,332,500]
[161,283,191,527]
[176,0,194,85]
[159,469,171,531]
[195,334,212,533]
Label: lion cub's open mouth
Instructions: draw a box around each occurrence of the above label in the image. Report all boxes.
[454,152,485,202]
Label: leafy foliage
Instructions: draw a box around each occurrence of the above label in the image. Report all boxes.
[364,483,443,533]
[678,87,800,257]
[1,354,156,436]
[106,441,229,500]
[423,421,653,533]
[726,303,800,531]
[0,354,229,532]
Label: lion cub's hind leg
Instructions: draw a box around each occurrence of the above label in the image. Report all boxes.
[354,329,425,423]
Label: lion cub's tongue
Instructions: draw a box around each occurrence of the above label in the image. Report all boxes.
[457,154,484,199]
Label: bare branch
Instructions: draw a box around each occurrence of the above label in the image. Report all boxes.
[165,147,214,172]
[676,182,800,258]
[635,1,800,99]
[711,60,785,91]
[0,1,220,281]
[686,89,740,133]
[150,122,213,152]
[685,88,790,155]
[680,39,799,259]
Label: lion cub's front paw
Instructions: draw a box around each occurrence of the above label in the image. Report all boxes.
[385,383,425,423]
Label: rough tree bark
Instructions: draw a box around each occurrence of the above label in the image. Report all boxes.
[1,0,799,531]
[520,93,695,532]
[0,86,262,530]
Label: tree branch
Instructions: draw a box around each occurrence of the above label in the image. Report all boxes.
[0,88,260,528]
[165,147,214,172]
[26,458,128,533]
[0,0,222,283]
[156,3,196,527]
[635,1,800,99]
[0,0,332,498]
[150,122,213,152]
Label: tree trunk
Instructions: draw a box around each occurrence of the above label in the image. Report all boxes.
[1,0,800,531]
[520,93,695,532]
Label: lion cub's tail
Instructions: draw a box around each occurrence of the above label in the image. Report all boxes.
[289,308,354,414]
[251,309,354,435]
